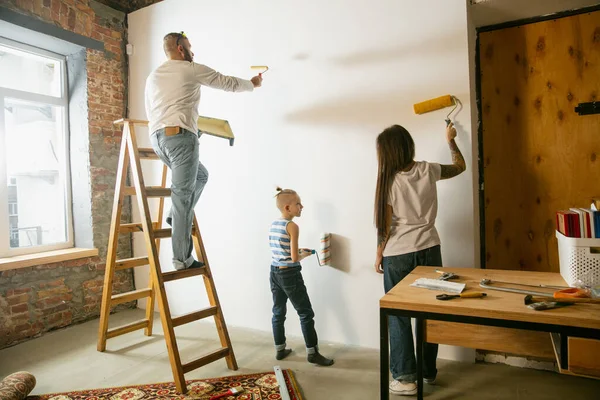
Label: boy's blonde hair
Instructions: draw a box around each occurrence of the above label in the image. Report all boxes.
[275,186,298,211]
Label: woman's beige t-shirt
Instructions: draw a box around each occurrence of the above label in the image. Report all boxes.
[383,161,442,257]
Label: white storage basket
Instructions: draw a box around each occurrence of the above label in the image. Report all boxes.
[556,231,600,287]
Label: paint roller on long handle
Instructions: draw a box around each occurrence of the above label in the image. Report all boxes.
[413,94,458,126]
[251,65,269,77]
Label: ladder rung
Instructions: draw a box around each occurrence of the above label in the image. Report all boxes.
[138,148,159,159]
[154,228,172,238]
[114,118,149,126]
[162,266,206,282]
[123,186,171,197]
[119,225,194,237]
[115,256,149,271]
[154,227,197,239]
[172,307,218,327]
[106,319,150,338]
[119,223,163,234]
[182,348,230,373]
[119,223,145,234]
[111,288,153,305]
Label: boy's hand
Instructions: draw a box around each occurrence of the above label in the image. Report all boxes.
[298,248,313,260]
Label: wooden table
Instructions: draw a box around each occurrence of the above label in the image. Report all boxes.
[379,267,600,400]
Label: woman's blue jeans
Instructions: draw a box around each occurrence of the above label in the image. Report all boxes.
[383,245,441,382]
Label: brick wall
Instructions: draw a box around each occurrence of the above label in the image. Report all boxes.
[0,257,134,343]
[0,0,147,349]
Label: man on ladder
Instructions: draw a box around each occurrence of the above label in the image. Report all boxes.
[145,31,262,271]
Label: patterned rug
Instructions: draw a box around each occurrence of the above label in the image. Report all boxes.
[27,370,303,400]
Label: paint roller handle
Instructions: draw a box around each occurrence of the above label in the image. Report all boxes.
[298,248,314,261]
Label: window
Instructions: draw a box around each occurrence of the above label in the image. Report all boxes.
[0,37,73,257]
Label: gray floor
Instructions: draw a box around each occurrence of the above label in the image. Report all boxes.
[0,309,599,399]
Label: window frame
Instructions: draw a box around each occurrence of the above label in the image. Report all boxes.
[8,202,17,216]
[0,37,74,258]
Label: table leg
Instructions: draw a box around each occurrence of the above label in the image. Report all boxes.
[380,308,389,400]
[560,333,569,370]
[416,317,424,400]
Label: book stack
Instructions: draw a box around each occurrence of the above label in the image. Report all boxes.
[556,207,600,238]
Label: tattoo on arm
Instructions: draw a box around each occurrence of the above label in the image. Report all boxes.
[377,233,389,249]
[440,139,466,179]
[377,205,392,254]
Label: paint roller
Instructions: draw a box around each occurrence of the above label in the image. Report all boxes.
[250,65,269,77]
[413,94,458,126]
[301,232,331,266]
[319,233,331,266]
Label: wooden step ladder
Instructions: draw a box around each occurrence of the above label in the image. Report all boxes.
[97,119,237,393]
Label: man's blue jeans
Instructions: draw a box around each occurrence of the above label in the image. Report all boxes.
[383,245,441,382]
[150,128,208,270]
[270,266,319,354]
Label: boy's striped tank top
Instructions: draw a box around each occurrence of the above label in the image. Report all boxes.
[269,219,300,267]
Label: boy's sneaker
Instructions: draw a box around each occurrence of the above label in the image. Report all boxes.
[276,348,292,360]
[307,351,334,366]
[389,380,417,396]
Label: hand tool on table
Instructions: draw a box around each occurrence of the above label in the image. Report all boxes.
[524,294,600,305]
[436,292,487,301]
[481,279,569,290]
[524,295,574,311]
[435,269,459,281]
[553,288,590,298]
[480,279,590,299]
[525,300,572,311]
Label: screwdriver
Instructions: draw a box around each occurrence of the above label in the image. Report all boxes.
[436,292,487,301]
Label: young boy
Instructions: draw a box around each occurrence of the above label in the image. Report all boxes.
[269,187,334,366]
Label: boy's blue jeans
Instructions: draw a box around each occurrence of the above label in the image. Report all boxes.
[150,128,208,270]
[270,266,318,354]
[383,245,441,383]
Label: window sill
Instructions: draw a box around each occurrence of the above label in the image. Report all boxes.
[0,248,99,271]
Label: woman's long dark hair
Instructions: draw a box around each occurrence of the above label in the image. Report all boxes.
[374,125,415,238]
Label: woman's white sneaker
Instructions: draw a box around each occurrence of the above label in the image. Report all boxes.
[389,380,417,396]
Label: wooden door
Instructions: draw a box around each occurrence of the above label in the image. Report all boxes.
[479,11,600,271]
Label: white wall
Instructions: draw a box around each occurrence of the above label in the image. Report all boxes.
[127,0,475,354]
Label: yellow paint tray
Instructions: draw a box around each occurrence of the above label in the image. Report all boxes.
[197,115,235,146]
